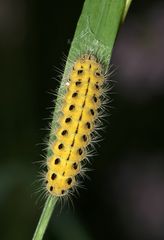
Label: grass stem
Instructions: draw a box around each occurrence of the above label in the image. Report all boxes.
[32,196,58,240]
[32,0,132,239]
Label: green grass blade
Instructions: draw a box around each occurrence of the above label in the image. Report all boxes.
[64,0,126,72]
[32,196,58,240]
[32,0,132,239]
[122,0,133,22]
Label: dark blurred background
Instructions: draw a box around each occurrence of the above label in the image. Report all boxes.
[1,0,164,240]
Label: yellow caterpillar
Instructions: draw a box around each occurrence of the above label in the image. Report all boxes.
[45,54,106,197]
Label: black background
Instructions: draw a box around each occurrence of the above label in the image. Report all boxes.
[1,1,164,239]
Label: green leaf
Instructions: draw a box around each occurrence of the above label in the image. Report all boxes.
[32,0,132,239]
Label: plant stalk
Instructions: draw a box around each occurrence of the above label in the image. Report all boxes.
[32,0,132,239]
[32,196,58,240]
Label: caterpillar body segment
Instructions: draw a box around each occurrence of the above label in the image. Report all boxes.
[45,55,106,197]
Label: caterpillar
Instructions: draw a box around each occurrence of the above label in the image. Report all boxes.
[45,54,107,197]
